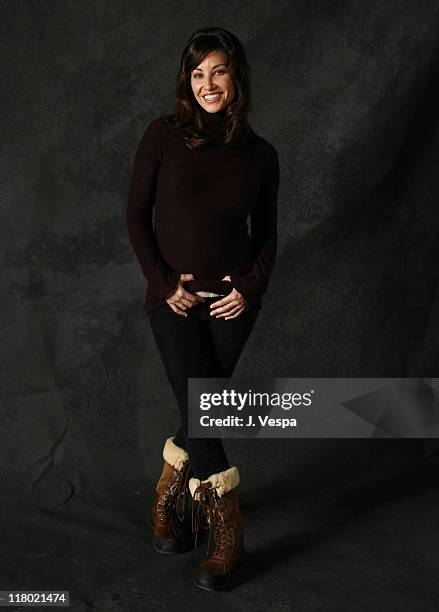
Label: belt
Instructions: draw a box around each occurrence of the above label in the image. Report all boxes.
[183,279,233,295]
[195,291,225,297]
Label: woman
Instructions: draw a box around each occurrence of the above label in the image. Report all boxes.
[126,26,280,591]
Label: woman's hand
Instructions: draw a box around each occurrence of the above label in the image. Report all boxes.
[209,275,247,319]
[165,273,205,317]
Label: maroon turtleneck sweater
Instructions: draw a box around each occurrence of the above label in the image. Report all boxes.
[126,105,280,315]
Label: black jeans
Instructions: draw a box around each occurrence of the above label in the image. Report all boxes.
[149,295,261,480]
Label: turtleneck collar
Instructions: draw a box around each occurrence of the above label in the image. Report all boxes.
[198,104,227,134]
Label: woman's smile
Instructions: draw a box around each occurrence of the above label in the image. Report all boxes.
[203,92,223,104]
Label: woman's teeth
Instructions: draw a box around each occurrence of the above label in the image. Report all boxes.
[204,93,221,103]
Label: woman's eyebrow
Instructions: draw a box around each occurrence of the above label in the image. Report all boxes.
[193,64,227,71]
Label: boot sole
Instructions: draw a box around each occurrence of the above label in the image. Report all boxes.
[150,514,194,555]
[193,552,245,591]
[153,536,192,555]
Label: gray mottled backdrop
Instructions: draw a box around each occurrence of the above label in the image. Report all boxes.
[1,1,439,513]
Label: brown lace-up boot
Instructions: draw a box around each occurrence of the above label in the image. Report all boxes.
[151,436,192,554]
[189,466,243,590]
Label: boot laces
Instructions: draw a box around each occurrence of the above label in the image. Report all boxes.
[191,483,234,569]
[157,461,190,526]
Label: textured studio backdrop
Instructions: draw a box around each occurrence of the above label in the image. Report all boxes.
[1,1,439,511]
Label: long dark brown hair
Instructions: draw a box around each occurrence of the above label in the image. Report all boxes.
[163,26,257,150]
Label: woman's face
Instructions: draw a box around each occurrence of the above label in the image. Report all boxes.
[190,50,235,113]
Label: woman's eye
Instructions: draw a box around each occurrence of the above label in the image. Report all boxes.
[193,70,226,78]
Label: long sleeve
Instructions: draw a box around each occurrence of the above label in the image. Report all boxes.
[229,144,280,304]
[126,118,180,299]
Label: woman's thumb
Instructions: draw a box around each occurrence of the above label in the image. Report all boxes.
[180,273,195,282]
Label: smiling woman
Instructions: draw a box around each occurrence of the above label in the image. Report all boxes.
[126,25,280,592]
[191,51,236,111]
